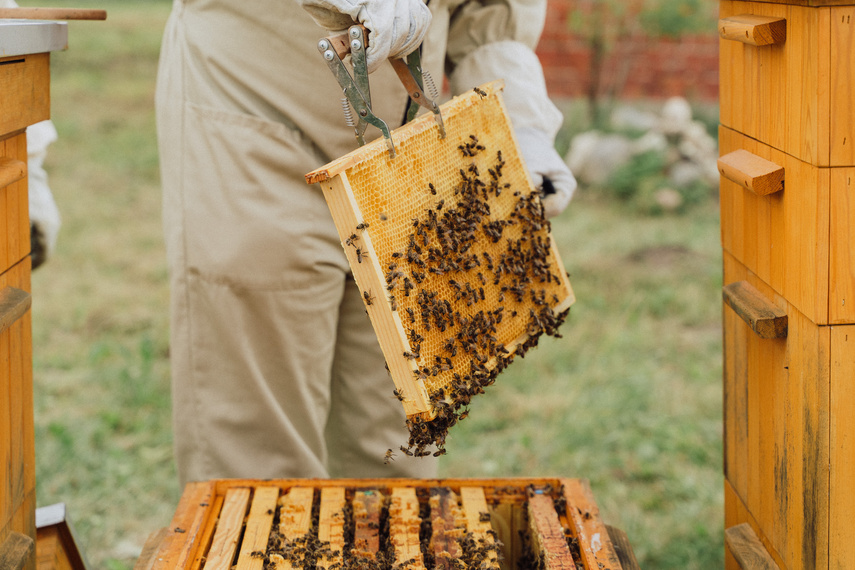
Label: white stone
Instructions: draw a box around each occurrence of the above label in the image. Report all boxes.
[660,97,693,135]
[611,105,659,132]
[565,131,634,186]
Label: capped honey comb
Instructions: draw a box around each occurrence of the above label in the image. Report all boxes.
[306,81,574,456]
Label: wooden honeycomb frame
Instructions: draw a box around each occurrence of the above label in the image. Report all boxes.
[138,478,623,570]
[306,81,574,422]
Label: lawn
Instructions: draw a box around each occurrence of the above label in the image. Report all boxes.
[23,1,724,568]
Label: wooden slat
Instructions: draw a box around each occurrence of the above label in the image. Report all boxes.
[830,326,855,567]
[352,490,383,561]
[722,254,830,570]
[723,281,788,338]
[0,54,50,137]
[389,487,424,569]
[718,2,826,166]
[317,173,431,417]
[0,157,26,190]
[724,481,787,570]
[719,14,787,45]
[526,492,575,570]
[278,487,313,540]
[429,488,463,569]
[606,526,641,570]
[316,487,345,570]
[235,487,279,570]
[134,528,168,570]
[830,6,855,166]
[186,494,224,570]
[717,149,785,196]
[204,487,251,570]
[459,487,499,570]
[0,531,34,570]
[725,523,780,570]
[0,8,105,20]
[562,480,623,570]
[829,169,855,323]
[719,126,830,325]
[273,487,315,570]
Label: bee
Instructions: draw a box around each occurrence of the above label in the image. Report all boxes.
[355,248,365,263]
[384,449,396,464]
[356,222,369,230]
[436,199,444,210]
[363,290,374,305]
[391,251,403,259]
[345,233,358,246]
[389,295,398,311]
[428,182,437,195]
[433,448,447,457]
[393,388,405,401]
[405,307,416,323]
[399,445,414,457]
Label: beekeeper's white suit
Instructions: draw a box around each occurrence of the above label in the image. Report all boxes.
[155,0,576,484]
[1,0,61,269]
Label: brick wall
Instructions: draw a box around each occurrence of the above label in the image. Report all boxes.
[537,0,720,101]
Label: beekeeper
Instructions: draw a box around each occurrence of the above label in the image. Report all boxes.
[155,0,576,484]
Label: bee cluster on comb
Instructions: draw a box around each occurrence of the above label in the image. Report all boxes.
[306,81,574,459]
[390,136,570,458]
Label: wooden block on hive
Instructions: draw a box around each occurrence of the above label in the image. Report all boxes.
[305,81,575,453]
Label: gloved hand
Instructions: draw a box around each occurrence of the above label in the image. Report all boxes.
[448,41,577,218]
[515,127,577,218]
[299,0,431,73]
[27,120,61,270]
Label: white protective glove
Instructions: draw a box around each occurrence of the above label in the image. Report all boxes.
[27,120,61,269]
[299,0,432,73]
[449,41,577,218]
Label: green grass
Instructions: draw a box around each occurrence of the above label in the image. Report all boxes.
[24,1,723,568]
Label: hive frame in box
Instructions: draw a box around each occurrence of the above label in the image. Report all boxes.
[139,477,623,570]
[306,81,575,420]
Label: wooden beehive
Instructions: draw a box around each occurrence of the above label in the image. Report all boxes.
[137,478,623,570]
[305,82,574,452]
[718,2,855,568]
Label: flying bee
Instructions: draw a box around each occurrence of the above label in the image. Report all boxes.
[379,213,388,221]
[474,87,487,97]
[363,290,374,305]
[384,449,396,464]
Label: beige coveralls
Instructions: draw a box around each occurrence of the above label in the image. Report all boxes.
[155,0,555,484]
